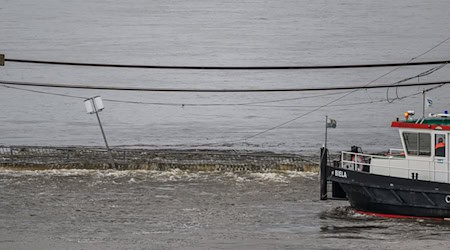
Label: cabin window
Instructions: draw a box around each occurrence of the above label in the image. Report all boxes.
[435,134,446,157]
[403,132,431,156]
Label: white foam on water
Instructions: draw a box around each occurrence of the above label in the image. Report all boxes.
[0,167,319,185]
[249,172,289,183]
[286,171,318,180]
[221,171,249,182]
[0,168,96,177]
[154,195,172,199]
[182,208,200,212]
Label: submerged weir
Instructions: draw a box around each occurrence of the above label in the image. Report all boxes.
[0,145,318,172]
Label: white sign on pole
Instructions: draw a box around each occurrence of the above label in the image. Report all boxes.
[84,96,104,114]
[84,99,94,114]
[82,95,115,168]
[93,96,104,112]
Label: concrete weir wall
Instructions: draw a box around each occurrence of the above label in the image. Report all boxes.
[0,146,318,172]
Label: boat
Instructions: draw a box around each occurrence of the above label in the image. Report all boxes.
[321,110,450,218]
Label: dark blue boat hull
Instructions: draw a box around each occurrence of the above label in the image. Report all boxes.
[328,166,450,218]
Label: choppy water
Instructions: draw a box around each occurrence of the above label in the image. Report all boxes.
[2,0,450,154]
[1,169,450,250]
[2,1,450,249]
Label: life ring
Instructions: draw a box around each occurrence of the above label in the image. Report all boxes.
[351,155,365,171]
[445,195,450,204]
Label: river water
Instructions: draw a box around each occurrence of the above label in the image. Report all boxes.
[2,169,450,250]
[2,1,450,249]
[1,0,450,154]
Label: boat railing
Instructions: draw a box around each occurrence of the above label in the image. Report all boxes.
[341,151,450,182]
[341,151,374,172]
[388,148,405,156]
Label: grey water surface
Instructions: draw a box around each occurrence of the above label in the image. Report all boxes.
[1,0,450,154]
[2,169,450,250]
[2,1,450,249]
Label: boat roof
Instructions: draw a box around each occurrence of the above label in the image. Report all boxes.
[392,117,450,131]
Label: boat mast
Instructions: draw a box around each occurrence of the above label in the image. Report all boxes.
[422,89,426,118]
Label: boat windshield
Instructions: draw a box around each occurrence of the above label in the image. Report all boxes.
[403,132,431,156]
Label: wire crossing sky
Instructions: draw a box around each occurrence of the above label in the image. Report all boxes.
[0,80,449,92]
[3,57,450,70]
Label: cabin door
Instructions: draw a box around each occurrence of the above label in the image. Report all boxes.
[434,133,448,183]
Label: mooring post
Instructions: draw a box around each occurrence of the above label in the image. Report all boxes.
[320,146,328,200]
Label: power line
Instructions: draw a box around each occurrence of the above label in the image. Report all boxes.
[103,92,349,107]
[239,37,450,141]
[1,40,449,151]
[386,63,448,103]
[4,57,450,70]
[0,83,422,109]
[226,91,350,105]
[1,79,449,92]
[1,84,86,99]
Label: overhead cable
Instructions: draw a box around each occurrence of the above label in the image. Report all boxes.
[4,58,450,70]
[1,84,86,99]
[1,79,449,92]
[0,83,422,109]
[240,37,450,141]
[386,63,448,103]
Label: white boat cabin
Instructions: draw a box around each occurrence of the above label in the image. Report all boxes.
[341,113,450,184]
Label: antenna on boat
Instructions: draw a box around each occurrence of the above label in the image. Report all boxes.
[422,89,426,118]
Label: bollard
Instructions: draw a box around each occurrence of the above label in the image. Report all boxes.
[320,147,328,200]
